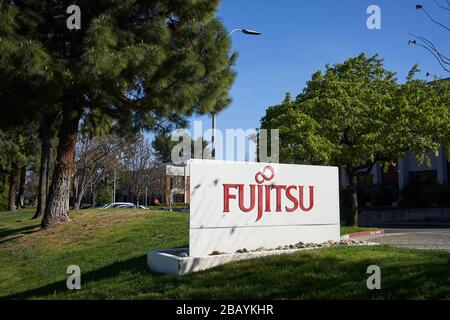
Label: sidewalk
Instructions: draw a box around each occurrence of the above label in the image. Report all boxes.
[349,228,450,251]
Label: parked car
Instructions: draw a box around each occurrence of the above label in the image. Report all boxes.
[101,203,147,210]
[102,202,133,209]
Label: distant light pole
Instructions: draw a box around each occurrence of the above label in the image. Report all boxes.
[113,168,117,203]
[145,185,148,207]
[145,174,150,207]
[211,28,262,159]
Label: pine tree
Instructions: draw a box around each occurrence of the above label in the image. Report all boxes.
[1,1,236,228]
[0,126,38,211]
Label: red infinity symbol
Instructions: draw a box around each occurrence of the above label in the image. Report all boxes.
[255,166,275,184]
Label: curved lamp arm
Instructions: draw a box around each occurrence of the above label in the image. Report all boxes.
[228,28,262,37]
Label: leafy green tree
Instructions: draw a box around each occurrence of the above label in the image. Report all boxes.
[0,184,8,211]
[153,133,210,163]
[1,1,236,228]
[96,184,113,207]
[0,127,38,211]
[0,2,68,217]
[152,133,177,163]
[260,54,448,226]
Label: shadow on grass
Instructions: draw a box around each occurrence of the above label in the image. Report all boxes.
[167,252,450,300]
[1,255,149,300]
[3,248,450,300]
[0,225,40,242]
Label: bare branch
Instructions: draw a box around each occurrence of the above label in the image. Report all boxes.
[433,0,450,11]
[417,4,450,32]
[409,33,450,65]
[412,41,450,72]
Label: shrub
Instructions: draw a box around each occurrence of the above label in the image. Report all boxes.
[97,186,113,206]
[360,184,399,206]
[420,183,450,207]
[401,185,426,207]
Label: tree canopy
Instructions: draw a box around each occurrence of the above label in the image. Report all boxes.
[0,0,236,227]
[1,0,236,129]
[260,53,450,226]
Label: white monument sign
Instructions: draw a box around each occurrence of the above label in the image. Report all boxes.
[189,159,340,257]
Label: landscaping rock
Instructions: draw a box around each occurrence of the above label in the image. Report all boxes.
[224,239,372,256]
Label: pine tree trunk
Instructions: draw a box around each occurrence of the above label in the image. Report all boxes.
[41,107,81,229]
[8,168,18,211]
[348,174,359,227]
[33,118,52,219]
[17,166,26,209]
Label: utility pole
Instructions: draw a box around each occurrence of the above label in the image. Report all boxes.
[145,185,148,207]
[113,168,116,203]
[145,176,148,207]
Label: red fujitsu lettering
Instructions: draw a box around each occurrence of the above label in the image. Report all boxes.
[239,185,256,212]
[223,184,240,212]
[271,185,287,212]
[285,186,298,212]
[223,166,316,222]
[256,185,264,222]
[264,185,272,212]
[299,186,314,212]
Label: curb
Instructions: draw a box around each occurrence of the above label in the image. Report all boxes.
[348,229,385,238]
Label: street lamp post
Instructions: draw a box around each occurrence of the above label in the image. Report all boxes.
[145,185,148,207]
[113,168,116,203]
[211,28,262,160]
[145,174,150,207]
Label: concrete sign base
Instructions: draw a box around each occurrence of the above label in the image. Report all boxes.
[147,242,379,276]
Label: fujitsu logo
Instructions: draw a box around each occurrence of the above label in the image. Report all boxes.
[223,166,315,222]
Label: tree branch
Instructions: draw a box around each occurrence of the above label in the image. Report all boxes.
[417,4,450,32]
[408,33,450,64]
[432,0,450,11]
[408,34,450,73]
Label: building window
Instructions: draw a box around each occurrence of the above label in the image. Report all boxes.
[409,170,437,186]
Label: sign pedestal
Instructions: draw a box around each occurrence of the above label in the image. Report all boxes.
[147,247,318,276]
[148,160,342,275]
[147,241,379,276]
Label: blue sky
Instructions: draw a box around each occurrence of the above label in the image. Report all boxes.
[187,0,450,142]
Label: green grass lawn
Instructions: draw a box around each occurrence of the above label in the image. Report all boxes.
[0,209,449,300]
[340,227,378,236]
